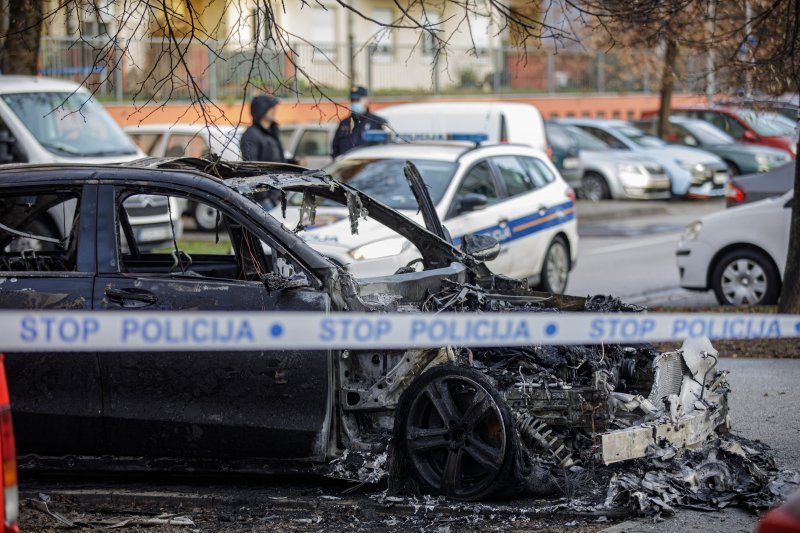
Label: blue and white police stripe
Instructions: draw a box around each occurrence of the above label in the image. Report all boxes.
[0,311,798,351]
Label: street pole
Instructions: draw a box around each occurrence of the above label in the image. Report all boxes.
[347,10,355,85]
[744,0,752,98]
[706,0,716,106]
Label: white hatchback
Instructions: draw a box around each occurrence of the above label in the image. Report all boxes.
[270,142,579,293]
[677,191,792,305]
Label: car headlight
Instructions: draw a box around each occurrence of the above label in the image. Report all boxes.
[617,163,649,186]
[682,220,703,242]
[755,154,770,172]
[349,237,409,260]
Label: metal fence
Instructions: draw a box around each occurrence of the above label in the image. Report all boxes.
[38,37,708,102]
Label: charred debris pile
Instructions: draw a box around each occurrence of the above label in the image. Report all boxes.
[399,281,799,516]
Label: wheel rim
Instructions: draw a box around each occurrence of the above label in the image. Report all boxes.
[405,374,507,499]
[720,258,768,305]
[546,242,569,293]
[195,204,219,230]
[583,176,604,202]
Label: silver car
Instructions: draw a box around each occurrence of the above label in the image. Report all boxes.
[559,118,730,198]
[546,122,671,201]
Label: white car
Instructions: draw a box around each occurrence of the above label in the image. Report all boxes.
[270,142,579,293]
[124,123,244,161]
[378,102,548,153]
[677,191,792,305]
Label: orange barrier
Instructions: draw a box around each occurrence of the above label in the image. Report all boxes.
[107,94,707,127]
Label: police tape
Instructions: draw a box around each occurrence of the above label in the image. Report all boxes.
[0,310,798,352]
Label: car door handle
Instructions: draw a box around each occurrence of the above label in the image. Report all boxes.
[498,218,509,226]
[104,287,158,306]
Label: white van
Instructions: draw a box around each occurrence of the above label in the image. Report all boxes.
[376,102,548,153]
[0,76,144,164]
[0,76,181,249]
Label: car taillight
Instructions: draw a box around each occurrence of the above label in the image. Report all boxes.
[565,186,576,202]
[545,145,554,160]
[725,182,745,204]
[0,356,18,533]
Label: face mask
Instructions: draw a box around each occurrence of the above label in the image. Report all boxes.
[351,102,366,114]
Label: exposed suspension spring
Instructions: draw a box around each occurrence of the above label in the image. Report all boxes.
[514,411,575,468]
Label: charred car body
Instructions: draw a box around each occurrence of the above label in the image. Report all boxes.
[0,159,736,503]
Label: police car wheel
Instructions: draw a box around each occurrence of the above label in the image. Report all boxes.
[539,237,570,294]
[582,173,610,202]
[397,365,516,501]
[193,203,221,231]
[711,249,780,306]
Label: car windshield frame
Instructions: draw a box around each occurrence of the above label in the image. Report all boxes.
[566,125,610,150]
[322,157,457,210]
[1,91,139,158]
[611,124,666,148]
[682,120,735,146]
[737,110,796,137]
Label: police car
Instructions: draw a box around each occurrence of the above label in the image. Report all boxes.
[270,138,578,293]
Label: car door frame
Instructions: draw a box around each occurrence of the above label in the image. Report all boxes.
[92,175,335,463]
[0,180,105,456]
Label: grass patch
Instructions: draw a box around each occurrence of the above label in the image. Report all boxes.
[152,239,233,255]
[651,305,800,358]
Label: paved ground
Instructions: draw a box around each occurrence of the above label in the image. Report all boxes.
[569,199,725,308]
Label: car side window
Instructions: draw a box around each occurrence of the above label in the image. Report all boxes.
[704,112,745,139]
[165,134,209,158]
[117,193,270,282]
[492,156,535,197]
[583,127,627,149]
[457,161,499,201]
[519,157,557,188]
[129,133,161,155]
[0,190,83,272]
[295,129,330,157]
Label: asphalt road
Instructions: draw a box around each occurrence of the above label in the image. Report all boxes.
[568,199,725,308]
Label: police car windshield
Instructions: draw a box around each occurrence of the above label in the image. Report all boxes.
[325,158,456,210]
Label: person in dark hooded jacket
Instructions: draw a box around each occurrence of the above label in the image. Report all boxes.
[240,95,286,163]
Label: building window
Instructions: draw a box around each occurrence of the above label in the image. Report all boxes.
[469,13,490,58]
[422,12,441,56]
[312,6,337,60]
[372,8,393,62]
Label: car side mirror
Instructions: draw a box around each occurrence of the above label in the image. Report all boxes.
[684,135,698,146]
[462,233,500,262]
[457,193,489,214]
[743,130,759,142]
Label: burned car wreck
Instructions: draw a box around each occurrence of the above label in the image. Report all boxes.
[0,158,793,516]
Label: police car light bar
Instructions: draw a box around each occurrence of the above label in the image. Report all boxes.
[362,131,390,142]
[447,133,489,144]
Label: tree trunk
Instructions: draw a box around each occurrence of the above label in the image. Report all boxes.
[0,0,42,75]
[657,39,678,139]
[778,137,800,313]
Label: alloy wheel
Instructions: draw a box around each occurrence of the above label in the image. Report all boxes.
[545,241,569,294]
[404,374,507,499]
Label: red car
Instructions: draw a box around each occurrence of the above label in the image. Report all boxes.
[642,106,797,158]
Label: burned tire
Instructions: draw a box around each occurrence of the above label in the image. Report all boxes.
[537,237,570,294]
[711,248,780,306]
[396,365,516,500]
